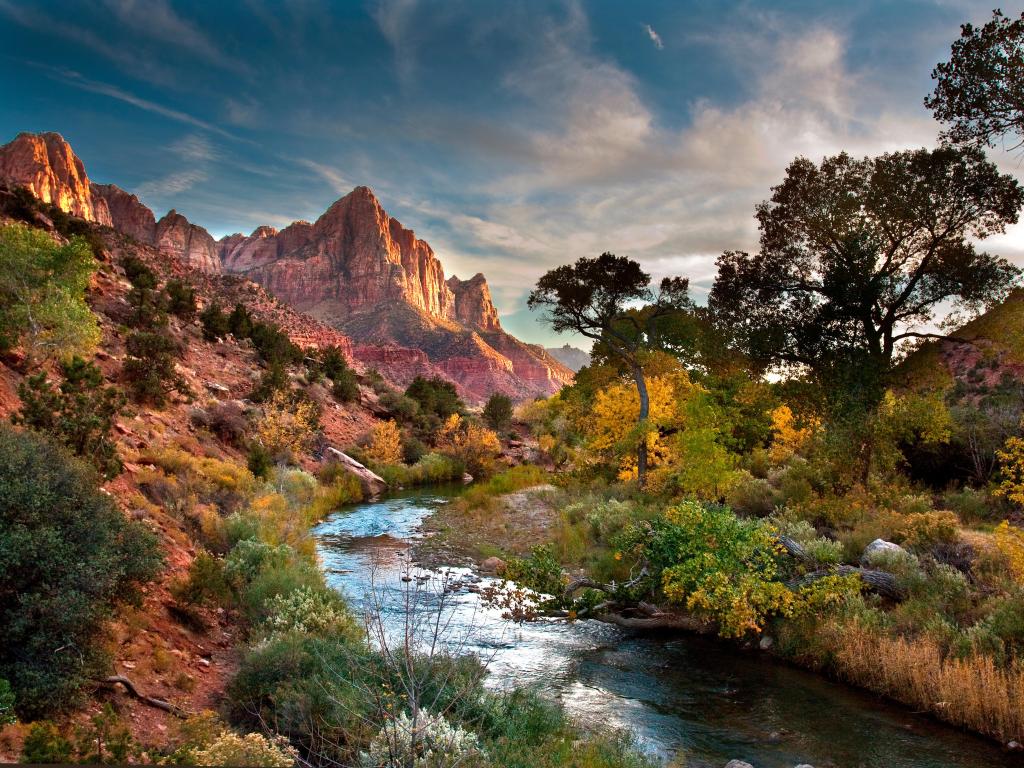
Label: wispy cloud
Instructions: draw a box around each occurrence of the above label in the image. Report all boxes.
[295,158,355,195]
[136,168,207,198]
[643,23,663,49]
[373,0,421,82]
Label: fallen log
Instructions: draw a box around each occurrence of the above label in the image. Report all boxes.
[779,534,906,601]
[98,675,187,717]
[593,611,715,633]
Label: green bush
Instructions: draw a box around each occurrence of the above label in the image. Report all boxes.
[21,721,74,763]
[0,426,162,718]
[171,550,232,607]
[200,301,230,341]
[0,222,99,363]
[166,279,197,319]
[13,356,126,478]
[0,678,14,725]
[331,368,360,403]
[247,443,273,479]
[120,254,157,290]
[228,303,254,339]
[483,393,514,432]
[405,376,464,419]
[123,329,191,406]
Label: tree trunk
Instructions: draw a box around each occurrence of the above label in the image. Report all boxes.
[632,364,650,489]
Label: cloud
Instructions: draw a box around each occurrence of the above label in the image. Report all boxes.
[136,168,208,197]
[373,0,421,82]
[643,23,663,49]
[295,158,355,195]
[103,0,249,75]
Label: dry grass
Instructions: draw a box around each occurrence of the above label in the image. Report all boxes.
[826,620,1024,741]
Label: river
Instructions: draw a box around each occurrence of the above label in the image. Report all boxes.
[312,487,1023,768]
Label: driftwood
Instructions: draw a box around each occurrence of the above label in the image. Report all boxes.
[779,534,906,600]
[98,675,187,717]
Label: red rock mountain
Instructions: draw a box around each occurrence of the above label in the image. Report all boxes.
[218,187,573,400]
[0,131,572,401]
[0,132,221,273]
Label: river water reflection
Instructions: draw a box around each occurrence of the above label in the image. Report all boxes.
[313,488,1023,768]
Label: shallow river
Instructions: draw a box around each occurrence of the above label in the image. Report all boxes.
[312,488,1023,768]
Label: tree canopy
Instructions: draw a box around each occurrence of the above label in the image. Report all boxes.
[927,9,1024,150]
[709,146,1022,386]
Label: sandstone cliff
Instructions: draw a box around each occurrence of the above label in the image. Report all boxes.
[220,187,573,401]
[0,132,221,274]
[0,132,112,225]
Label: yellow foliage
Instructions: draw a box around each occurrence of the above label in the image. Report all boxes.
[768,405,818,463]
[435,413,502,476]
[365,419,403,465]
[996,430,1024,505]
[994,520,1024,583]
[256,391,319,460]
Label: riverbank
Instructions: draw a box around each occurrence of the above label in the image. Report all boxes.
[416,471,1024,756]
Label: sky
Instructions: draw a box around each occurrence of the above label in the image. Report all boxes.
[2,0,1023,347]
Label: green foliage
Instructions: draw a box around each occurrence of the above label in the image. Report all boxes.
[121,254,157,290]
[172,550,232,607]
[13,356,126,478]
[123,329,191,406]
[505,545,566,598]
[405,376,464,419]
[250,361,289,402]
[228,303,254,339]
[483,392,514,432]
[376,452,465,488]
[0,678,14,725]
[331,368,360,403]
[247,442,273,479]
[166,279,197,319]
[0,426,162,718]
[21,721,74,763]
[0,222,99,363]
[200,301,230,341]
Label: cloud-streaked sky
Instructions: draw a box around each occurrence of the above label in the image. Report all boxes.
[2,0,1021,346]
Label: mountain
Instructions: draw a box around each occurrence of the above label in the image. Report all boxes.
[546,344,591,373]
[0,131,572,401]
[217,186,573,401]
[0,132,221,273]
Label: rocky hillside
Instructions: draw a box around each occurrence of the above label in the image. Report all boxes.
[0,131,572,402]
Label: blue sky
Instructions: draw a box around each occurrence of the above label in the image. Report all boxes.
[2,0,1022,346]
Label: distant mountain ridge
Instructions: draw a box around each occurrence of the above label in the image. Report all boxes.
[0,131,573,401]
[546,344,591,373]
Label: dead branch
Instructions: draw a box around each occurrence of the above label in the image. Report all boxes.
[98,675,187,718]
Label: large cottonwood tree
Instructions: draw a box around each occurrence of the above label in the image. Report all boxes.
[528,253,690,488]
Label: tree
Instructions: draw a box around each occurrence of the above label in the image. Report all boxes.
[927,10,1024,150]
[255,390,320,462]
[0,426,161,717]
[13,356,126,478]
[528,253,691,487]
[123,330,190,406]
[405,376,464,419]
[710,147,1022,392]
[165,279,197,319]
[365,419,403,466]
[0,222,99,364]
[482,393,513,432]
[200,301,230,341]
[435,414,501,477]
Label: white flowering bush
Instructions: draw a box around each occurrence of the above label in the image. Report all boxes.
[258,585,358,641]
[360,709,482,768]
[186,730,297,767]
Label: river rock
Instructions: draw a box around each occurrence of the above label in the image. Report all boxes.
[480,556,507,575]
[759,635,774,651]
[861,538,905,565]
[724,761,755,768]
[325,447,387,497]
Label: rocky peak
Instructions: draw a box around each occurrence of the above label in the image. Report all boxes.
[91,183,156,244]
[0,131,112,225]
[447,273,501,331]
[156,210,221,273]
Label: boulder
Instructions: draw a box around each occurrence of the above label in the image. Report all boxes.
[480,557,507,575]
[724,761,755,768]
[861,538,906,565]
[325,447,386,497]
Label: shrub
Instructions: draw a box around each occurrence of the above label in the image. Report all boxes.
[200,301,230,341]
[204,400,248,445]
[0,222,99,364]
[365,419,403,465]
[892,510,960,551]
[255,390,320,461]
[172,551,232,607]
[123,329,191,406]
[257,585,360,642]
[186,730,297,767]
[248,443,273,479]
[332,367,360,403]
[435,414,502,477]
[379,390,420,423]
[228,303,254,339]
[249,321,302,366]
[726,471,778,517]
[405,376,464,419]
[21,721,74,763]
[361,709,482,768]
[13,356,126,478]
[250,361,290,402]
[121,254,157,289]
[0,426,162,717]
[483,393,514,432]
[0,678,14,725]
[166,279,197,319]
